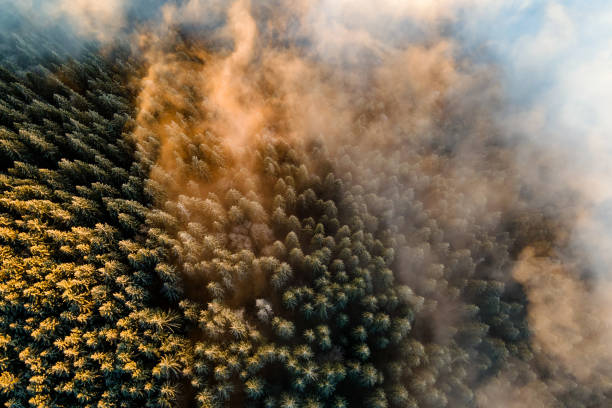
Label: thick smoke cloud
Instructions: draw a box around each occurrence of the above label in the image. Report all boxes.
[455,3,612,405]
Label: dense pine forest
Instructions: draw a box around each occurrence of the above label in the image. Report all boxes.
[0,2,611,408]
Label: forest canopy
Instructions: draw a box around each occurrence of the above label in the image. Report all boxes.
[0,1,611,408]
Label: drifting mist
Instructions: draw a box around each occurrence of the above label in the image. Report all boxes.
[1,0,611,407]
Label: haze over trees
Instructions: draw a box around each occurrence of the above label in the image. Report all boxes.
[0,2,610,408]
